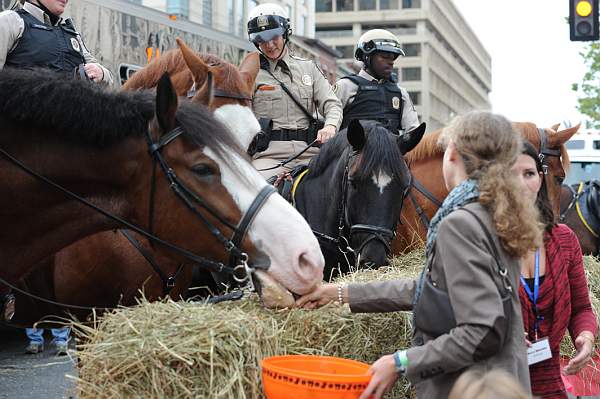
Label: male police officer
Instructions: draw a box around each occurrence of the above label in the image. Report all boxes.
[0,0,113,84]
[335,29,419,134]
[247,3,342,179]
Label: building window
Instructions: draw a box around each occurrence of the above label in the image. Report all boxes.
[227,0,234,33]
[167,0,189,20]
[298,14,307,36]
[316,0,333,12]
[359,0,376,10]
[336,45,355,58]
[202,0,212,26]
[402,67,421,81]
[316,25,354,38]
[336,0,354,11]
[287,5,293,22]
[236,0,245,36]
[380,0,399,9]
[408,91,421,105]
[402,43,421,57]
[402,0,421,8]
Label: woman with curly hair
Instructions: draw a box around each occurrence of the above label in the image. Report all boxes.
[297,111,542,398]
[513,142,597,398]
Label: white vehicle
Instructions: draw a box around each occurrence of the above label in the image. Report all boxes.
[564,130,600,185]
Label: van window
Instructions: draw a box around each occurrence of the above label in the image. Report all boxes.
[565,161,600,185]
[594,140,600,150]
[565,140,585,150]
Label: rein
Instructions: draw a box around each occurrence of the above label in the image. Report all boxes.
[0,124,275,317]
[258,139,319,172]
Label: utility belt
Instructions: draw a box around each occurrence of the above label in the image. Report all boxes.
[248,119,323,156]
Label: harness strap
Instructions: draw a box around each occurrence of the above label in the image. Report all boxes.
[575,182,600,238]
[291,168,310,206]
[120,230,186,296]
[559,184,579,222]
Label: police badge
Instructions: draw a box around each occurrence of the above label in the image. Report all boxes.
[70,37,81,53]
[392,96,400,109]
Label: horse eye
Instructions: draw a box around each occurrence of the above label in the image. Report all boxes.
[192,164,215,177]
[555,176,565,185]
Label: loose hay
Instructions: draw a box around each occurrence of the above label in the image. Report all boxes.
[73,252,599,399]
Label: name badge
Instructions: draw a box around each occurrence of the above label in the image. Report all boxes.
[527,337,552,365]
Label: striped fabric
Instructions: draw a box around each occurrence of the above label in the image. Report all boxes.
[519,224,598,399]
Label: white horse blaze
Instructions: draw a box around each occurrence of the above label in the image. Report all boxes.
[206,104,324,295]
[372,170,392,194]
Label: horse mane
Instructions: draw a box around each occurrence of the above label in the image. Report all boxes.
[405,129,443,163]
[309,121,407,181]
[124,49,248,96]
[0,68,245,158]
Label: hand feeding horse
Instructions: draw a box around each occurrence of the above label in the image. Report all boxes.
[11,40,269,325]
[0,68,323,325]
[559,180,600,256]
[392,122,579,254]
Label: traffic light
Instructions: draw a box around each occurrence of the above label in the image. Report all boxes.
[570,0,599,41]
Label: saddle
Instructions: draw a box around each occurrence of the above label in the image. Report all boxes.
[266,165,308,204]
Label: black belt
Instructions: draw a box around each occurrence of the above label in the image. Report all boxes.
[269,129,314,143]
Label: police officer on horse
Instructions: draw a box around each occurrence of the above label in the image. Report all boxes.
[0,0,113,84]
[247,3,342,179]
[335,29,419,135]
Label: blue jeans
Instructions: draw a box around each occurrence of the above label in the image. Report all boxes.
[25,327,70,345]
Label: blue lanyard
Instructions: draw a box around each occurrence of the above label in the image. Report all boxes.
[520,249,544,339]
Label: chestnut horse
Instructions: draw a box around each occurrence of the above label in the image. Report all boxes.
[1,68,323,326]
[393,122,579,254]
[559,181,600,256]
[13,40,266,324]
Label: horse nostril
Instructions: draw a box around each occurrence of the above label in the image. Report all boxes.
[297,250,324,280]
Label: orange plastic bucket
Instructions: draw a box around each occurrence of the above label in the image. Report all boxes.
[261,355,372,399]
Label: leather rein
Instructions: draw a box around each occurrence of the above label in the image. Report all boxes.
[0,123,275,316]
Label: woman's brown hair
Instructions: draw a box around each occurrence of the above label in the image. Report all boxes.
[439,111,543,257]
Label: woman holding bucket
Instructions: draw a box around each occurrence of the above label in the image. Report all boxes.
[297,111,541,398]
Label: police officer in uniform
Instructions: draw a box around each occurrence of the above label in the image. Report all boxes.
[247,3,342,179]
[0,0,113,84]
[335,29,419,135]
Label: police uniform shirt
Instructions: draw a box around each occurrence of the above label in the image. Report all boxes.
[251,50,342,131]
[334,68,419,132]
[0,2,113,85]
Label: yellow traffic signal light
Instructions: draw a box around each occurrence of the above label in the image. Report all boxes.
[570,0,599,41]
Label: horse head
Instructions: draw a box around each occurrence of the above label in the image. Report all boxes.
[514,122,579,219]
[176,39,259,152]
[297,120,424,274]
[146,73,324,303]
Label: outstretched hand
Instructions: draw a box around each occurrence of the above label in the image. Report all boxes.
[563,333,595,375]
[358,354,399,399]
[295,283,339,309]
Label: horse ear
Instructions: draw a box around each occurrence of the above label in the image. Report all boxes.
[156,72,178,134]
[194,71,215,107]
[176,38,210,86]
[553,123,580,146]
[239,52,260,94]
[398,122,426,154]
[347,119,366,151]
[551,123,561,131]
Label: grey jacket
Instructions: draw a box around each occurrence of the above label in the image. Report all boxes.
[348,202,531,398]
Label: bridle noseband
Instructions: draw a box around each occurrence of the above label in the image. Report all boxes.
[537,127,562,176]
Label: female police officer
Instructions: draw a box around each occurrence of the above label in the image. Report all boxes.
[247,3,342,179]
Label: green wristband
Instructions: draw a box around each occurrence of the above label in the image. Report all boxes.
[394,350,408,374]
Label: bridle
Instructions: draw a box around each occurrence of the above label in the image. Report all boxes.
[311,150,407,265]
[537,127,562,176]
[0,121,275,318]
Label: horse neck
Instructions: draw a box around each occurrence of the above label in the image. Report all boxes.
[295,154,347,236]
[0,130,146,284]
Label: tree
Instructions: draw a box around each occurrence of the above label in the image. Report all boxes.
[572,42,600,128]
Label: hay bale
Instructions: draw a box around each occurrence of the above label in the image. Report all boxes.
[73,252,599,398]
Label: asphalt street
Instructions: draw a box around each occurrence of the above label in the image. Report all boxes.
[0,325,76,399]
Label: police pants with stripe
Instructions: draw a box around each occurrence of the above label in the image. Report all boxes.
[252,140,319,180]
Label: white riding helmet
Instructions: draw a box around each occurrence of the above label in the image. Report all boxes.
[247,3,291,45]
[355,29,405,62]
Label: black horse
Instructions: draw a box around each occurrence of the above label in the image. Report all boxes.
[293,119,425,278]
[559,180,600,256]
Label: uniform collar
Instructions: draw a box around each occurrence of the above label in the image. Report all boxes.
[263,49,291,73]
[358,69,395,83]
[23,2,61,26]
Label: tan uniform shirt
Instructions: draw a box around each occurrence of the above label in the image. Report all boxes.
[0,2,113,85]
[334,69,419,132]
[251,50,342,131]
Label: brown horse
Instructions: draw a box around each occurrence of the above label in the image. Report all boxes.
[13,41,267,324]
[1,68,323,325]
[392,122,579,254]
[559,181,599,256]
